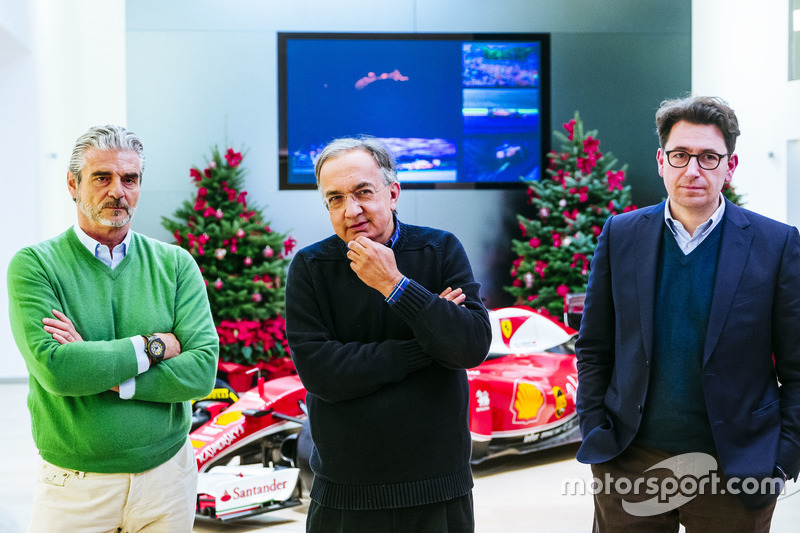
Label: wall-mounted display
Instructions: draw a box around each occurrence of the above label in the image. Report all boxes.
[278,32,550,189]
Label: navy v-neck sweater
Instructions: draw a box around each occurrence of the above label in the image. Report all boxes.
[635,223,722,455]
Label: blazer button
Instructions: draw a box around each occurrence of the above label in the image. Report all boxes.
[637,405,643,413]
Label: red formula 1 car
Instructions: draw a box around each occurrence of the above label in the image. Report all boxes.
[469,306,580,462]
[190,376,307,521]
[190,305,580,521]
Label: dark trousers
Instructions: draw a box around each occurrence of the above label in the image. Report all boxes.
[590,444,777,533]
[306,492,474,533]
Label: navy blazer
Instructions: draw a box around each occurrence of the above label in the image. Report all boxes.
[575,199,800,484]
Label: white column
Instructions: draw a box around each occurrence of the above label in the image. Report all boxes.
[0,0,127,380]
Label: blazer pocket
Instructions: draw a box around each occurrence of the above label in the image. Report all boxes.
[752,398,780,417]
[731,280,771,308]
[603,384,619,411]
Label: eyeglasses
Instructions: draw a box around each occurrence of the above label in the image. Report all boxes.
[664,150,729,170]
[325,184,386,211]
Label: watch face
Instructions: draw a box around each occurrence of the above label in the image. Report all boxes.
[151,341,165,357]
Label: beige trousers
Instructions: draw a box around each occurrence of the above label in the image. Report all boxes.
[29,438,197,533]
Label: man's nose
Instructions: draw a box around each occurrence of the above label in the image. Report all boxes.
[684,156,702,176]
[344,195,363,216]
[108,177,124,199]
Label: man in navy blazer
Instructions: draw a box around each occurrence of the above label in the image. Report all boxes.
[576,96,800,531]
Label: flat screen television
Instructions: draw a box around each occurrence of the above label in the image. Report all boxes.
[278,32,550,190]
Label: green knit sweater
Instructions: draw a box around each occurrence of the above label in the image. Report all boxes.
[7,228,219,473]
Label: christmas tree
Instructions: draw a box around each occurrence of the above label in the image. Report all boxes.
[162,147,297,370]
[506,113,635,317]
[722,179,745,206]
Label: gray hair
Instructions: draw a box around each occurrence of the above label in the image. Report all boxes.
[655,96,740,155]
[69,125,145,184]
[313,136,398,190]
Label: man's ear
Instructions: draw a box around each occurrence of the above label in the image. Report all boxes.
[656,148,666,178]
[67,171,78,201]
[726,153,739,181]
[388,181,401,210]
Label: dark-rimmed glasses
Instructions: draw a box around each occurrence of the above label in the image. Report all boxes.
[664,150,729,170]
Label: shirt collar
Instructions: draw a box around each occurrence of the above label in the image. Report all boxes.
[384,215,401,249]
[664,194,726,237]
[73,223,132,258]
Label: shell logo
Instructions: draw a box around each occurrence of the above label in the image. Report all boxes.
[510,380,544,424]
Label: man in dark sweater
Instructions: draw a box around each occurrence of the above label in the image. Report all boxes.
[285,136,491,532]
[575,96,800,531]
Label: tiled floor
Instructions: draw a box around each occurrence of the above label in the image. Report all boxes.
[2,380,799,532]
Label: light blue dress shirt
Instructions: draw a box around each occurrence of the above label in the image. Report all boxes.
[664,194,726,255]
[73,224,149,399]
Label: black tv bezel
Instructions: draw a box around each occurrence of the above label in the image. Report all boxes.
[277,31,551,191]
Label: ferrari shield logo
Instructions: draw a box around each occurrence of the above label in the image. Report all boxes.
[499,316,533,348]
[501,319,513,342]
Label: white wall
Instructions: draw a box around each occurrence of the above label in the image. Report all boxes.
[124,0,692,318]
[3,1,798,379]
[0,0,127,380]
[1,1,40,381]
[692,0,800,223]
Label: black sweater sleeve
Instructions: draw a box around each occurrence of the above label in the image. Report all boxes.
[286,252,433,403]
[390,233,490,370]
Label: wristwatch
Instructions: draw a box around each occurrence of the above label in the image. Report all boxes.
[143,334,166,366]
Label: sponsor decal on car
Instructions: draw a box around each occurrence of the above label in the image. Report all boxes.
[212,468,299,518]
[205,388,239,402]
[196,424,246,466]
[214,411,243,427]
[499,316,535,348]
[566,374,578,402]
[510,380,545,423]
[475,390,490,412]
[522,415,578,443]
[553,386,567,418]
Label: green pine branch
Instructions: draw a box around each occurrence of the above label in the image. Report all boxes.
[506,112,636,317]
[161,147,296,365]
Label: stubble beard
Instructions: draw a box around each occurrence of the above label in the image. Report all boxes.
[76,192,136,228]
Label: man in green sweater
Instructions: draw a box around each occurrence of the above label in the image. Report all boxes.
[7,125,219,532]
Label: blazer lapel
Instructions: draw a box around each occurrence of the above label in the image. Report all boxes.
[703,201,752,365]
[635,202,666,364]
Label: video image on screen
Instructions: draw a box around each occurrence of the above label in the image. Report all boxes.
[279,33,549,189]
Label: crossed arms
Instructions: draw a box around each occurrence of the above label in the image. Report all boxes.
[7,244,218,403]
